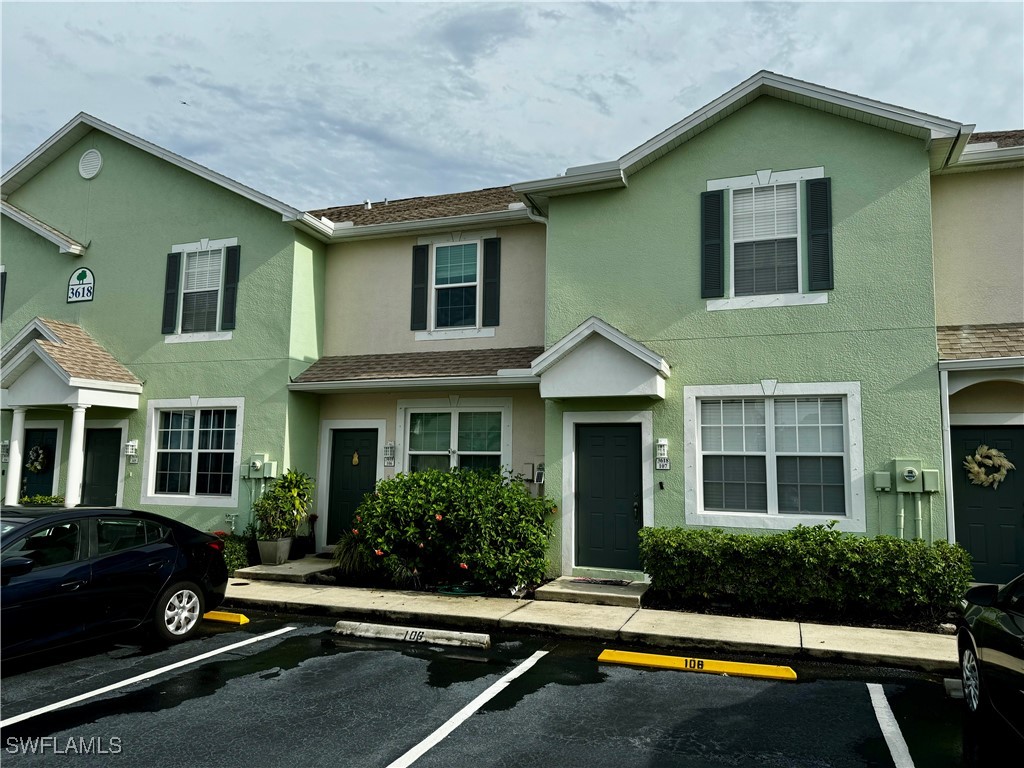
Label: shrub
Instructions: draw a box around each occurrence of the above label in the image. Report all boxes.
[18,494,65,506]
[253,469,315,539]
[216,531,251,574]
[340,468,555,592]
[639,524,972,626]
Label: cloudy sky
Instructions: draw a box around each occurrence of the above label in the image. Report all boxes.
[2,2,1021,211]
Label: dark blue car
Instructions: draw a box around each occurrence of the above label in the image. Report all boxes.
[1,507,227,658]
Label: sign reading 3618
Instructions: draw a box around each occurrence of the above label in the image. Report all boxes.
[67,268,95,303]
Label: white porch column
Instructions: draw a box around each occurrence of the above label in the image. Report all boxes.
[65,405,90,507]
[4,407,27,506]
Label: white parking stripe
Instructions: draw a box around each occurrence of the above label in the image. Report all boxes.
[0,626,296,729]
[387,649,549,768]
[867,683,915,768]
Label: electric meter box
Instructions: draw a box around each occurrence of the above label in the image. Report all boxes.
[892,459,923,493]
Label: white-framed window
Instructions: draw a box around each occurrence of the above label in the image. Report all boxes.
[705,167,828,311]
[432,241,481,330]
[141,397,244,507]
[683,381,864,531]
[164,237,237,343]
[395,397,512,473]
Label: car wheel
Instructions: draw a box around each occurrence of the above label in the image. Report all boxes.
[960,644,985,715]
[154,581,204,643]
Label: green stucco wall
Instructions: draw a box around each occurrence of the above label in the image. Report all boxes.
[1,129,324,532]
[543,96,945,550]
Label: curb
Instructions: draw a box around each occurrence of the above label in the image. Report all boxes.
[333,620,491,648]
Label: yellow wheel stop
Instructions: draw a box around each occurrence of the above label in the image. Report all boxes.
[598,649,796,680]
[204,611,250,625]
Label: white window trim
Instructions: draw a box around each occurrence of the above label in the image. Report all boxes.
[395,396,512,474]
[561,410,654,577]
[140,396,244,507]
[315,419,387,552]
[705,167,827,312]
[85,418,129,507]
[683,380,865,532]
[163,236,237,344]
[427,239,482,334]
[23,420,65,497]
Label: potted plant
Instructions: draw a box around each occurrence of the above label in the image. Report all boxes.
[252,469,314,565]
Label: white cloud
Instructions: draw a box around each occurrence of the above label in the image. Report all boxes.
[2,2,1021,210]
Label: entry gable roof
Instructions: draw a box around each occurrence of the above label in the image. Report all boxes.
[1,317,142,392]
[531,317,669,400]
[1,113,303,222]
[513,71,968,213]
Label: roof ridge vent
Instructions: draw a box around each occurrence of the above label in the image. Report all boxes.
[364,199,372,210]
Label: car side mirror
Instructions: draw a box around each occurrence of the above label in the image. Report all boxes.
[1,556,36,585]
[964,583,999,607]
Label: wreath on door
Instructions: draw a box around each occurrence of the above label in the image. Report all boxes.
[25,445,47,474]
[963,445,1016,490]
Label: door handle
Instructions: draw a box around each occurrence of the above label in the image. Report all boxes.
[146,560,166,569]
[59,580,86,591]
[633,499,641,524]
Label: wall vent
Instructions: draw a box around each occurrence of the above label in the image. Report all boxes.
[79,149,103,179]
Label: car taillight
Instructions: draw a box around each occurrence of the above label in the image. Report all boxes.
[206,539,224,554]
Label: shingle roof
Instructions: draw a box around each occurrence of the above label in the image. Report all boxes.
[937,323,1024,360]
[968,130,1024,148]
[294,346,543,384]
[309,186,521,226]
[36,318,141,384]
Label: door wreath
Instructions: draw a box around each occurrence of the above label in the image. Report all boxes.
[963,445,1015,490]
[25,445,47,474]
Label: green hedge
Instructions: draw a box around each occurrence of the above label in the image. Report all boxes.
[639,524,972,626]
[336,469,555,592]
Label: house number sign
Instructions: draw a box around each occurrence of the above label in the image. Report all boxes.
[67,268,95,303]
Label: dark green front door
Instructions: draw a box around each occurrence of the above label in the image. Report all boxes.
[576,424,642,570]
[327,429,379,547]
[22,428,58,499]
[82,428,121,506]
[952,426,1024,584]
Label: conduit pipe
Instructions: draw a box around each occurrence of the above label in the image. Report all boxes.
[897,494,905,540]
[915,493,924,541]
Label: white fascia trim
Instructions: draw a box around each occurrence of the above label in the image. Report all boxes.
[0,202,87,255]
[953,144,1024,167]
[2,342,72,387]
[1,113,302,218]
[939,356,1024,371]
[320,208,533,242]
[288,374,540,392]
[282,211,334,239]
[67,377,143,394]
[512,165,627,196]
[532,317,670,378]
[619,71,961,175]
[1,318,62,360]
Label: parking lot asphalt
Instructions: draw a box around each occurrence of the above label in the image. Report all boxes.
[222,578,959,675]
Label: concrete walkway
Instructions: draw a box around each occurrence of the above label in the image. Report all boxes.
[223,578,959,675]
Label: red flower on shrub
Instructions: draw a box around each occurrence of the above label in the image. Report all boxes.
[418,542,425,549]
[435,514,443,521]
[374,549,384,556]
[459,562,468,570]
[352,529,359,536]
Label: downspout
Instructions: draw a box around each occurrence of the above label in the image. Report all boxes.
[940,368,956,543]
[897,493,905,539]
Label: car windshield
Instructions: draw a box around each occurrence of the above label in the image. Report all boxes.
[1,520,27,537]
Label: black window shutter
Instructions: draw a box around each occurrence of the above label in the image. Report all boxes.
[221,245,241,330]
[482,237,501,327]
[700,190,725,298]
[807,177,834,291]
[0,270,6,320]
[162,252,182,334]
[411,244,429,331]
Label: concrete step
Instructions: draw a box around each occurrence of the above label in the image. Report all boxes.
[534,577,649,608]
[234,556,336,584]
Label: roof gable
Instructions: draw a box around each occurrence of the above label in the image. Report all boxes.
[1,113,301,221]
[514,71,968,212]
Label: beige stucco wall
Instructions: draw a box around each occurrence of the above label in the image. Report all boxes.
[317,387,546,481]
[322,222,546,355]
[950,380,1024,415]
[932,168,1024,326]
